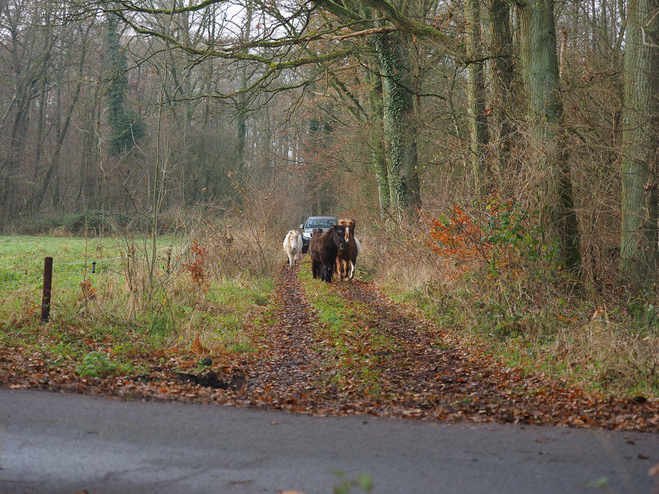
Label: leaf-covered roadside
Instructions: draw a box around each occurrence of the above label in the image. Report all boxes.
[1,262,658,433]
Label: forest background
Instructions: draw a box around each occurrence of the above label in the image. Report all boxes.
[2,0,659,399]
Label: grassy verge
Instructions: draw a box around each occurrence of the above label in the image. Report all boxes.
[380,279,659,399]
[298,261,398,398]
[0,234,275,378]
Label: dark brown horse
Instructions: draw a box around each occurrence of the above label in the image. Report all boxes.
[309,224,347,282]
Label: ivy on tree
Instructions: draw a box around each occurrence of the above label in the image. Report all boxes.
[104,12,144,156]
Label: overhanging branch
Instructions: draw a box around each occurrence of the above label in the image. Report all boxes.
[331,26,396,40]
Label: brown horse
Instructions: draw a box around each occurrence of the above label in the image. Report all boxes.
[309,224,347,282]
[336,219,360,281]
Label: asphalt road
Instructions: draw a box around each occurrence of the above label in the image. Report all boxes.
[0,389,657,494]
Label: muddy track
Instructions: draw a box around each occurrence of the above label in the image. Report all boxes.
[252,262,528,419]
[239,263,328,402]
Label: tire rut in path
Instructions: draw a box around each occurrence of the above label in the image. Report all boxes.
[332,279,510,418]
[244,264,540,418]
[241,263,328,407]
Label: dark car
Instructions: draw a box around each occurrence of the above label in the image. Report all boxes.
[300,216,338,253]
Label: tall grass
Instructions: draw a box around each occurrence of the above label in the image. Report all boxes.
[0,216,280,377]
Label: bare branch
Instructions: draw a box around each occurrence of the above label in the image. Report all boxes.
[331,26,396,40]
[359,0,466,60]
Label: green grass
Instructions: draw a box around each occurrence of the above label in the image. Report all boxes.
[0,234,274,377]
[298,262,397,397]
[0,236,127,314]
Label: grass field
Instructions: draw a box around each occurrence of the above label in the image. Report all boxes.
[1,235,125,311]
[0,234,275,378]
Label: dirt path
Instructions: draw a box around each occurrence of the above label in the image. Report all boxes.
[232,263,659,431]
[221,263,658,431]
[238,263,330,405]
[2,262,659,432]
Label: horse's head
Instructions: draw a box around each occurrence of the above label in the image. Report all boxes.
[338,219,356,237]
[333,225,348,251]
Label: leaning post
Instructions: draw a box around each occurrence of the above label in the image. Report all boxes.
[41,256,53,323]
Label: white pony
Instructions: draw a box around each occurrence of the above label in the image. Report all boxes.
[283,230,303,268]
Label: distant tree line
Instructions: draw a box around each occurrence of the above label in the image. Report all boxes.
[1,0,658,287]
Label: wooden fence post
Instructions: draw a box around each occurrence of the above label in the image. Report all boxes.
[41,257,53,323]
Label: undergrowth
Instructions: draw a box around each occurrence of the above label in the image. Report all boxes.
[4,197,659,401]
[365,198,659,399]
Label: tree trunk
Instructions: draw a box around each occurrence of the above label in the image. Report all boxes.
[236,1,253,172]
[373,31,421,222]
[519,0,582,275]
[490,0,516,183]
[620,0,659,286]
[366,67,390,218]
[465,0,489,194]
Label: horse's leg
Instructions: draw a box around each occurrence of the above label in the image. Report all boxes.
[326,262,332,282]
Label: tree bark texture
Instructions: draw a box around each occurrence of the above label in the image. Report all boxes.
[489,0,516,183]
[620,0,659,286]
[366,67,391,218]
[465,0,489,194]
[519,0,582,275]
[373,31,421,222]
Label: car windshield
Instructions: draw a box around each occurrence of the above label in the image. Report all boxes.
[306,218,336,229]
